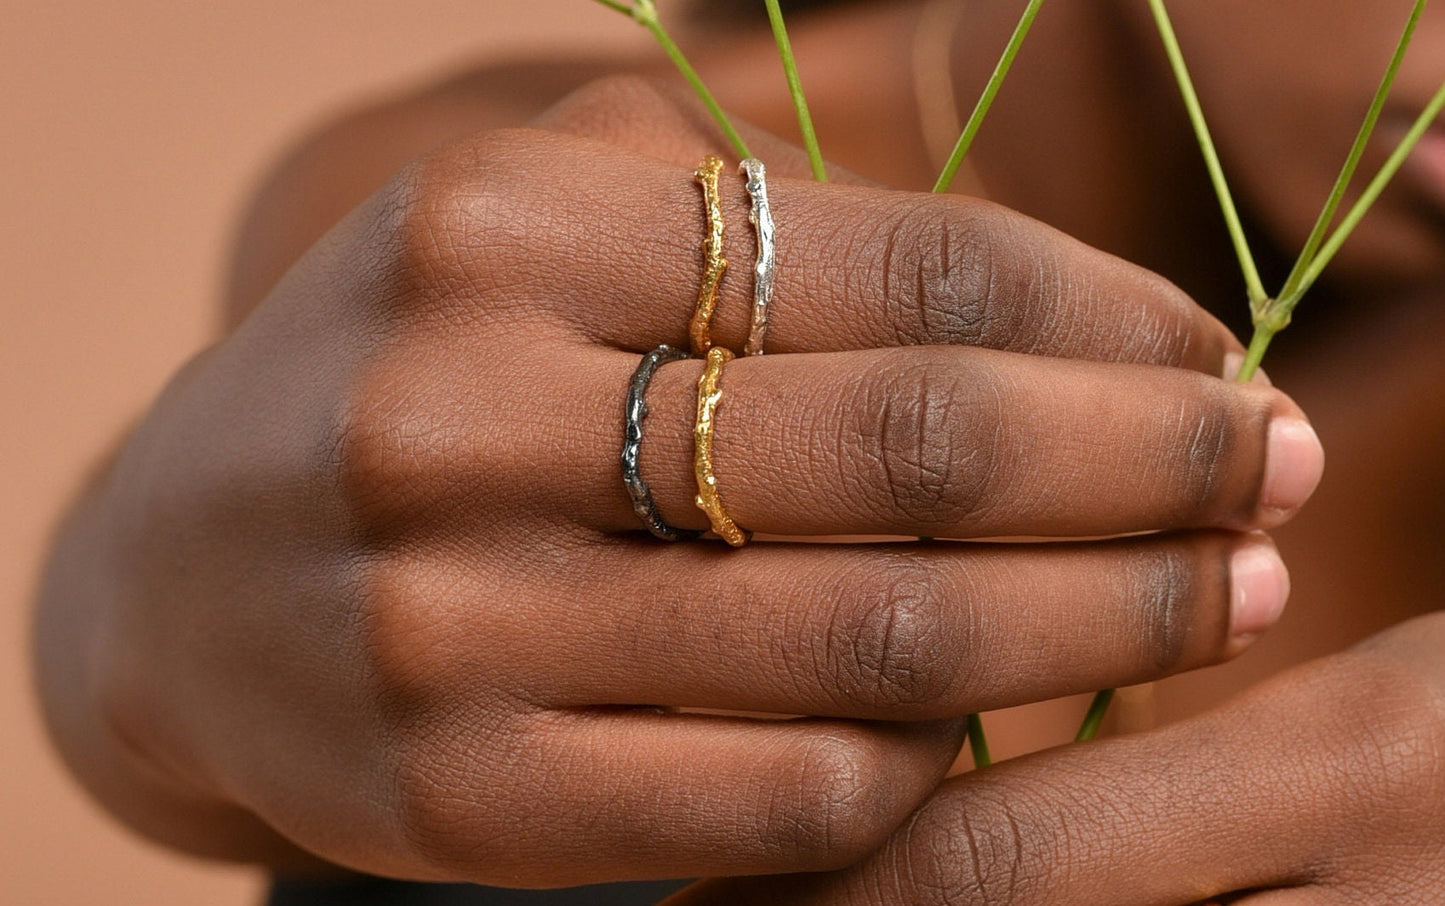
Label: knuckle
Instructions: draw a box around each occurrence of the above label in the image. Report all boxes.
[851,354,1004,531]
[390,719,517,877]
[873,198,1006,348]
[894,787,1048,906]
[353,550,461,703]
[351,550,534,722]
[383,675,548,879]
[331,363,459,535]
[1251,647,1445,858]
[383,149,481,297]
[371,600,548,879]
[1124,270,1200,367]
[1332,653,1445,823]
[1125,546,1199,674]
[378,129,540,318]
[773,733,901,869]
[543,73,678,126]
[823,558,969,712]
[392,744,479,873]
[1160,389,1243,525]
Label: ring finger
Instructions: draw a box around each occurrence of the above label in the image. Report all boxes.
[461,531,1280,720]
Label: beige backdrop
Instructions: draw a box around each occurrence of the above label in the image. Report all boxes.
[1,3,643,902]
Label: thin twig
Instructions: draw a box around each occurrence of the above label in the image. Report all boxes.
[966,714,992,769]
[763,0,826,181]
[1276,0,1427,306]
[591,0,752,159]
[1074,689,1115,742]
[1147,0,1267,307]
[933,0,1045,194]
[1287,77,1445,307]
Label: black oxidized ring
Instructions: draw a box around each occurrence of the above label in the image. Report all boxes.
[623,345,702,541]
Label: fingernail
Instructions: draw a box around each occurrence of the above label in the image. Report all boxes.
[1230,539,1290,639]
[1260,417,1324,521]
[1222,351,1271,385]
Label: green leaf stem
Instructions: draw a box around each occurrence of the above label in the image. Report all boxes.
[1275,0,1427,307]
[1147,0,1267,307]
[966,713,993,769]
[763,0,827,181]
[1074,689,1115,743]
[591,0,752,159]
[1087,0,1438,735]
[933,0,1045,194]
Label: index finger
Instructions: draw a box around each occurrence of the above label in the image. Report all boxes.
[440,127,1239,371]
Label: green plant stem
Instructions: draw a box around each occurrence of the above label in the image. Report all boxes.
[1074,689,1115,743]
[933,0,1045,194]
[593,0,752,160]
[966,714,992,768]
[1147,0,1267,307]
[1284,77,1445,307]
[1081,4,1437,744]
[1235,324,1276,384]
[763,0,826,181]
[1275,0,1426,305]
[1075,0,1271,744]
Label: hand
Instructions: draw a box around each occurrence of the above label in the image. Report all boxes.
[35,77,1322,885]
[665,611,1445,906]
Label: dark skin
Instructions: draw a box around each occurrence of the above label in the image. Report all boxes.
[35,1,1445,902]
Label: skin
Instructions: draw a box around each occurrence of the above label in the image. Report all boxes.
[33,0,1445,901]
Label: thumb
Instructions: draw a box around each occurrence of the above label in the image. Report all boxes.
[664,651,1409,905]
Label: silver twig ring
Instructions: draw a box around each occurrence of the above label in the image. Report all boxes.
[740,158,776,356]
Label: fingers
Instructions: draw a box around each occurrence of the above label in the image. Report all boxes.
[344,338,1320,545]
[564,345,1319,540]
[663,639,1445,906]
[518,532,1276,719]
[390,710,965,884]
[414,125,1239,369]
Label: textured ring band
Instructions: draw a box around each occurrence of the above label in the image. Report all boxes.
[740,159,776,356]
[690,155,728,356]
[623,345,701,542]
[694,346,750,547]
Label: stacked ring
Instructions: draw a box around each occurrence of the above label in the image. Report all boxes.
[624,156,772,545]
[693,346,751,547]
[689,155,729,356]
[623,345,701,542]
[739,158,776,357]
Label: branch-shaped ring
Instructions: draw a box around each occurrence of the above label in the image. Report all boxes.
[740,158,776,356]
[623,345,702,542]
[689,155,729,356]
[693,346,750,547]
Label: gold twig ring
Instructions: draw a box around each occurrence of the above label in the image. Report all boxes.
[693,346,750,547]
[690,155,728,356]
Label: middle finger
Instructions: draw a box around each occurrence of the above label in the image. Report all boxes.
[563,345,1317,540]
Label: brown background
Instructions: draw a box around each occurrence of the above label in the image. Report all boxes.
[1,3,643,901]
